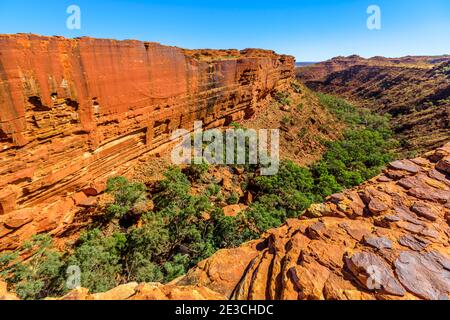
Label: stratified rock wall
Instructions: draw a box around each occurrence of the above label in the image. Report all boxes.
[0,34,294,250]
[176,144,450,300]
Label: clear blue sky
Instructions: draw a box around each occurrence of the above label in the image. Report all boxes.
[1,0,449,61]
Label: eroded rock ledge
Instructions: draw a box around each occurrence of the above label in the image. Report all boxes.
[0,34,294,250]
[3,143,448,300]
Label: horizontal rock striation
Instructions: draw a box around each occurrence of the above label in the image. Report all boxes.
[0,34,294,250]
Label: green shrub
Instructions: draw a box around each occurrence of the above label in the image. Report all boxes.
[281,116,292,126]
[185,159,209,182]
[123,215,168,283]
[153,166,191,209]
[206,183,221,196]
[274,92,292,106]
[230,122,243,129]
[310,93,397,195]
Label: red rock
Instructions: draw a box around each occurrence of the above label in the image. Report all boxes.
[72,192,88,206]
[222,205,243,217]
[91,283,139,300]
[407,187,450,204]
[78,197,98,207]
[377,176,392,183]
[395,251,450,300]
[410,202,438,221]
[345,251,406,296]
[339,222,369,241]
[398,235,430,251]
[428,169,450,187]
[0,186,18,215]
[306,221,327,239]
[60,288,90,300]
[389,160,422,174]
[368,198,389,215]
[429,143,450,162]
[410,157,431,167]
[363,235,393,250]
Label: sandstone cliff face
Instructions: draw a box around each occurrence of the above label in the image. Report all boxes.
[0,34,294,250]
[297,55,450,153]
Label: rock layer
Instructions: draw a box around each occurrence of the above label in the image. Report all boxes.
[0,34,294,250]
[174,143,450,300]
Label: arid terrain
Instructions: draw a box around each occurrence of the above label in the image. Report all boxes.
[297,55,450,155]
[0,35,449,301]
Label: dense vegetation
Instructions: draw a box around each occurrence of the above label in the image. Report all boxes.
[0,93,397,299]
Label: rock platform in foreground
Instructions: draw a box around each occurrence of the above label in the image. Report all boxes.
[3,143,447,300]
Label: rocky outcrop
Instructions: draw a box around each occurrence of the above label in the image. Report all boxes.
[174,143,450,300]
[296,55,450,153]
[296,55,450,84]
[0,34,294,250]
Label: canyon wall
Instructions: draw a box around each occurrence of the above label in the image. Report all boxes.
[0,34,295,250]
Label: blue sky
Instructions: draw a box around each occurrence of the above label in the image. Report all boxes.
[0,0,449,61]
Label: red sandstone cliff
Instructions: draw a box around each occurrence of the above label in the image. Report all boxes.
[0,34,294,250]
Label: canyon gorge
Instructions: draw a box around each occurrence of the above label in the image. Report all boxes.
[0,34,294,251]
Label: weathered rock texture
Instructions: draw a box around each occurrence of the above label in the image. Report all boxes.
[296,55,450,153]
[173,143,450,300]
[2,144,449,301]
[0,34,294,250]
